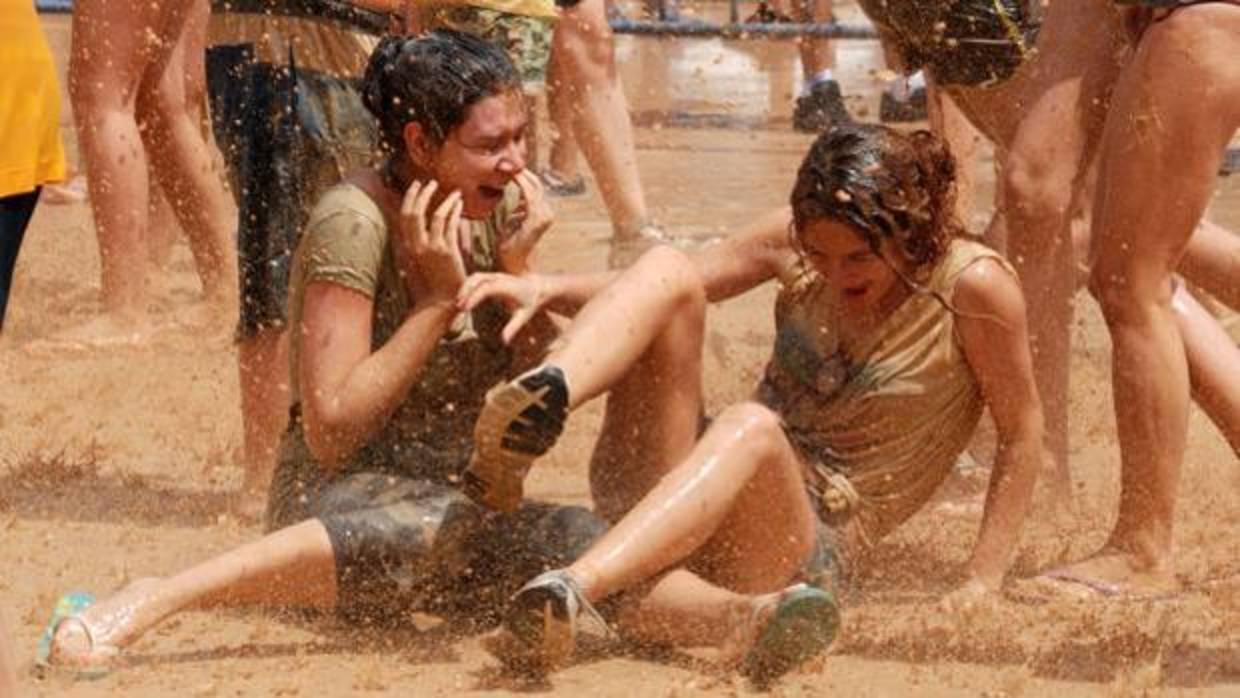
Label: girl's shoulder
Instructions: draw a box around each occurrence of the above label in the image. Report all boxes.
[307,181,388,235]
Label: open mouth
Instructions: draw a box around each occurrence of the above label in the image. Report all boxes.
[478,184,505,202]
[842,284,869,299]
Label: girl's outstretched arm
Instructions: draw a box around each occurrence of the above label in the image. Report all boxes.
[953,258,1048,592]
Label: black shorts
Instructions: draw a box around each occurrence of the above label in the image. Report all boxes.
[267,439,607,624]
[205,44,376,340]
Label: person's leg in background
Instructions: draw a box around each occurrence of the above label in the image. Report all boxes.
[0,189,41,333]
[140,0,238,328]
[66,0,201,344]
[947,0,1126,503]
[1070,5,1240,593]
[540,42,587,197]
[791,0,850,133]
[552,0,661,250]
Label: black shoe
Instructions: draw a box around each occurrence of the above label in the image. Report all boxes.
[879,84,929,123]
[1221,146,1240,177]
[792,80,852,134]
[745,2,793,23]
[464,365,569,512]
[502,570,611,674]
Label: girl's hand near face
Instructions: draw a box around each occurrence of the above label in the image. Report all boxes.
[457,272,549,344]
[498,169,554,274]
[400,180,468,308]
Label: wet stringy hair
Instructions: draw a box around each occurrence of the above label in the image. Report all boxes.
[361,30,521,158]
[791,124,961,278]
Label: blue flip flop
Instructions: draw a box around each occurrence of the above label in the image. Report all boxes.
[741,584,840,685]
[34,591,110,680]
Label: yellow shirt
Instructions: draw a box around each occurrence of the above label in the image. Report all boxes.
[0,1,66,198]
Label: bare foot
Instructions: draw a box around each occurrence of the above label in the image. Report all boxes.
[23,314,178,357]
[1027,550,1180,600]
[42,176,88,205]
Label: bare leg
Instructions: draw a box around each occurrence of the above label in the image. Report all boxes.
[50,520,337,664]
[949,0,1125,500]
[140,0,238,319]
[237,328,291,512]
[69,0,165,324]
[571,403,818,603]
[926,85,982,229]
[552,0,651,236]
[537,247,706,520]
[1082,6,1240,586]
[544,45,581,184]
[1173,284,1240,452]
[796,0,833,82]
[1180,220,1240,311]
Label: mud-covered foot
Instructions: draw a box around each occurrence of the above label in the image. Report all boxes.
[464,365,569,512]
[23,314,178,357]
[1023,550,1181,601]
[792,80,852,134]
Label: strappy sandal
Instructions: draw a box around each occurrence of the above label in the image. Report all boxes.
[464,365,569,513]
[740,583,840,686]
[34,592,116,680]
[536,168,587,197]
[501,569,613,673]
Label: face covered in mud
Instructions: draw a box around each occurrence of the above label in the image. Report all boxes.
[791,124,958,311]
[362,30,526,219]
[797,217,911,312]
[406,89,528,220]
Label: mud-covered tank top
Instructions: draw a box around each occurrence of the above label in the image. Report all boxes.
[757,239,1015,544]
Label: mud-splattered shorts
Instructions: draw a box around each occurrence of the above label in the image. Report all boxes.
[419,6,555,86]
[859,0,1041,88]
[206,44,376,340]
[267,428,606,624]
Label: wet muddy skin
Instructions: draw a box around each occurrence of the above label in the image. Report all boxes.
[2,5,1238,696]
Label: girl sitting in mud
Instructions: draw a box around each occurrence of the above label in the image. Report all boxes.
[36,30,614,674]
[460,124,1048,681]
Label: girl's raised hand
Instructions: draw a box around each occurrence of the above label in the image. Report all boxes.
[400,181,467,306]
[498,169,554,274]
[457,272,548,344]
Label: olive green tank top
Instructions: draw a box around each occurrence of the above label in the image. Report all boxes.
[284,182,518,483]
[758,239,1015,544]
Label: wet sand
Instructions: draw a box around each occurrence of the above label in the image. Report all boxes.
[2,7,1239,696]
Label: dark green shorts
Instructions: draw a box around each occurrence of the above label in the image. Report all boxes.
[268,431,606,624]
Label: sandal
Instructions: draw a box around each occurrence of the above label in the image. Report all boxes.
[34,592,115,680]
[741,583,840,686]
[464,365,569,513]
[501,569,612,673]
[537,169,587,197]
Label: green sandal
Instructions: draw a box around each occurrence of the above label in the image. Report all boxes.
[741,583,840,686]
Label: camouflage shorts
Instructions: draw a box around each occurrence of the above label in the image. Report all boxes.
[420,5,555,85]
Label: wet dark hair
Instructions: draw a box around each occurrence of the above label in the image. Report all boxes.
[361,30,521,157]
[790,124,960,273]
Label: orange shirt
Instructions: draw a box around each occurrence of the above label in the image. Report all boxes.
[0,1,66,198]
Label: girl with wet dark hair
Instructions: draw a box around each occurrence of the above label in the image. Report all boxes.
[36,29,610,674]
[456,124,1047,682]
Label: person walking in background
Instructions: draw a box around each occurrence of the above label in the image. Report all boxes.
[52,0,237,350]
[0,0,68,334]
[204,0,384,517]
